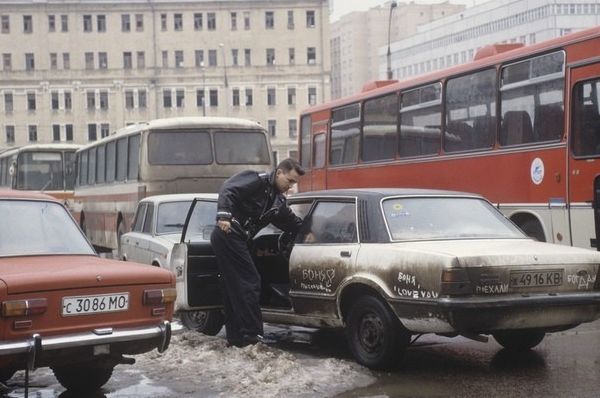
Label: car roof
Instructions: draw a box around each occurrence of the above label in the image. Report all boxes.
[139,193,218,204]
[0,189,57,201]
[291,188,482,200]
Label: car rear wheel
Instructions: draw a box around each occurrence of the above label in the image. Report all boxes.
[493,329,546,350]
[52,362,114,392]
[180,310,224,336]
[346,295,410,369]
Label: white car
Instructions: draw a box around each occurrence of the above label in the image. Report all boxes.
[120,193,223,334]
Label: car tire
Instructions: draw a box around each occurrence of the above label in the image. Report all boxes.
[0,368,16,383]
[346,295,410,369]
[180,310,224,336]
[493,329,545,350]
[52,363,114,392]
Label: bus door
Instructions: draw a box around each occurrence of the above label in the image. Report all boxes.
[569,62,600,250]
[311,132,327,190]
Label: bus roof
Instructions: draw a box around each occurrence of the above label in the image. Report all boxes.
[0,143,82,158]
[301,25,600,115]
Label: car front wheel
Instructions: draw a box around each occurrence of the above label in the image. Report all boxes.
[180,310,224,336]
[493,329,545,350]
[346,295,410,369]
[52,362,114,392]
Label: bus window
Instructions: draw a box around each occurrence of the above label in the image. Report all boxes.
[572,79,600,157]
[300,115,311,169]
[128,134,140,180]
[116,138,128,181]
[106,141,116,183]
[18,152,66,191]
[445,68,496,152]
[313,133,326,168]
[330,103,360,165]
[79,151,88,186]
[148,131,212,165]
[400,83,442,157]
[215,131,270,164]
[96,144,106,184]
[500,51,564,146]
[88,147,96,185]
[362,94,397,162]
[64,151,76,190]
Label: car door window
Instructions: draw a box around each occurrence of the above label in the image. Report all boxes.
[132,203,147,232]
[301,201,357,244]
[142,203,154,234]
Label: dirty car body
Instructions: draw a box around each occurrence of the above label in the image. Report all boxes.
[0,190,180,392]
[172,188,600,369]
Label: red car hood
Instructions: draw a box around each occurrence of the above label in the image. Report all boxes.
[0,255,174,294]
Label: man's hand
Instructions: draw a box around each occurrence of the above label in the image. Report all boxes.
[217,219,231,233]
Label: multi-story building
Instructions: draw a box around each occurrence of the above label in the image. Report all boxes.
[330,1,464,99]
[0,0,331,162]
[387,0,600,80]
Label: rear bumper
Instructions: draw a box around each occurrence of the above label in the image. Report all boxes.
[436,291,600,309]
[0,320,184,358]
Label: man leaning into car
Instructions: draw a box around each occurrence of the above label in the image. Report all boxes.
[210,158,305,347]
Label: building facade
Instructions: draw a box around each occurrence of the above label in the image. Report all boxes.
[0,0,331,162]
[330,1,464,99]
[387,0,600,80]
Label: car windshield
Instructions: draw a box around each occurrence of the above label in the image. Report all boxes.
[0,200,95,256]
[156,200,193,234]
[382,197,525,241]
[184,200,218,240]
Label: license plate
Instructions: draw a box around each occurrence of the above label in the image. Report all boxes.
[509,270,563,288]
[62,293,129,316]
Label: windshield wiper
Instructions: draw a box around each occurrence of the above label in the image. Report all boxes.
[163,223,185,228]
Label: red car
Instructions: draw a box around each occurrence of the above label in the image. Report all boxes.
[0,190,181,393]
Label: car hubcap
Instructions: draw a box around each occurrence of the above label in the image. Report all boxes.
[359,313,384,353]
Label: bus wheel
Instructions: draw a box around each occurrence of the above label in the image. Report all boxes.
[520,219,546,242]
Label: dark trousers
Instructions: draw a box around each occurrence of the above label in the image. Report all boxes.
[210,227,263,344]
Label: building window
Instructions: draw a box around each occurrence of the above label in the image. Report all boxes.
[99,91,108,110]
[101,123,109,138]
[287,10,294,29]
[245,88,253,106]
[232,88,240,106]
[135,14,143,31]
[194,13,203,30]
[287,87,296,105]
[23,15,32,33]
[244,49,251,66]
[83,15,92,32]
[306,10,315,28]
[61,15,68,32]
[48,15,56,32]
[51,91,59,110]
[175,50,184,68]
[27,92,36,110]
[25,53,35,70]
[196,89,205,107]
[174,13,183,31]
[207,13,216,30]
[121,14,130,32]
[265,11,274,29]
[65,124,73,141]
[288,119,297,138]
[266,48,275,65]
[176,89,185,107]
[97,15,106,32]
[85,52,94,69]
[289,48,295,65]
[160,13,167,30]
[267,88,276,106]
[268,120,276,137]
[137,51,145,68]
[99,52,107,69]
[2,53,11,71]
[162,50,168,67]
[28,125,37,142]
[231,49,239,66]
[63,52,70,69]
[209,89,218,106]
[244,11,250,30]
[52,124,61,141]
[125,90,134,109]
[195,50,204,67]
[50,52,58,69]
[231,12,237,30]
[88,124,97,141]
[65,91,72,109]
[209,49,217,66]
[138,90,147,108]
[163,89,172,107]
[87,91,95,109]
[307,47,316,64]
[6,125,15,144]
[4,92,13,112]
[1,15,9,33]
[308,87,317,105]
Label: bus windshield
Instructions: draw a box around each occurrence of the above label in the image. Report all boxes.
[148,130,212,165]
[214,131,270,164]
[17,152,70,191]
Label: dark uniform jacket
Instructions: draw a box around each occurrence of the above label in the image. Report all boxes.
[216,170,302,239]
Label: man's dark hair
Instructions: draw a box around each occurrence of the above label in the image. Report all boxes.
[276,158,305,176]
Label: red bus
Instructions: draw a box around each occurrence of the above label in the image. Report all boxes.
[298,26,600,250]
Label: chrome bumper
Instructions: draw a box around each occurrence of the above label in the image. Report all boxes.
[0,320,184,359]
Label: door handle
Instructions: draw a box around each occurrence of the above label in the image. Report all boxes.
[340,250,351,258]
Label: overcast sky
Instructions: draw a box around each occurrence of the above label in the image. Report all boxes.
[330,0,482,21]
